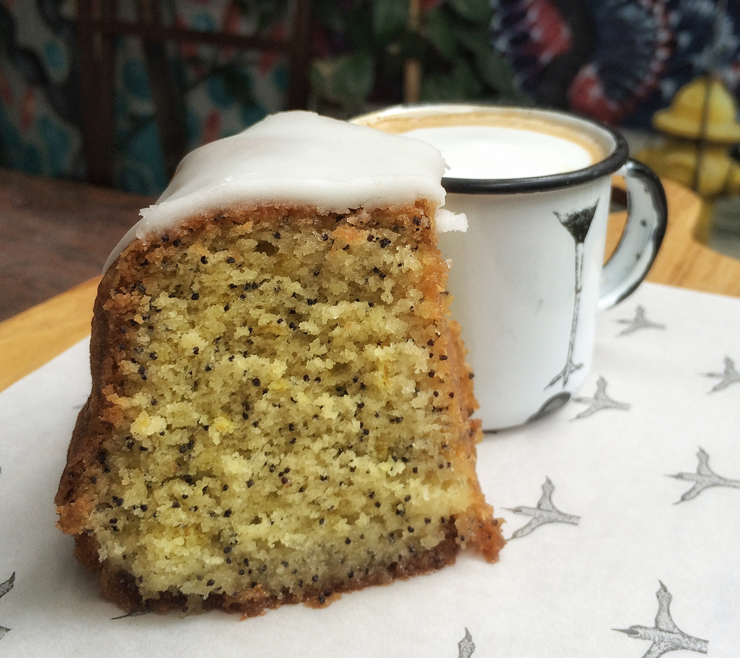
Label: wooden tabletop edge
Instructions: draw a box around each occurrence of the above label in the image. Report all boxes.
[0,276,100,393]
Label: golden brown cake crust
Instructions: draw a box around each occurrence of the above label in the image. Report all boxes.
[71,524,464,616]
[56,202,504,615]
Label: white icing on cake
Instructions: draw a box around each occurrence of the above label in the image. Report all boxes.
[435,208,467,233]
[106,111,456,270]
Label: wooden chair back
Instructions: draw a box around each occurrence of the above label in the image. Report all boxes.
[75,0,312,187]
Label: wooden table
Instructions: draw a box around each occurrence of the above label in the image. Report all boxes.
[1,173,739,394]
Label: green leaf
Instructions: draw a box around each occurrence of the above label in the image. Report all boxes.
[474,49,518,92]
[337,52,375,102]
[311,52,375,112]
[372,0,409,44]
[421,58,482,101]
[454,24,491,55]
[421,7,457,60]
[447,0,492,24]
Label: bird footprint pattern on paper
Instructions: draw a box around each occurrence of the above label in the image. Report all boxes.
[667,448,740,503]
[614,582,708,658]
[616,305,666,336]
[0,572,16,640]
[505,478,580,539]
[572,376,630,419]
[704,356,740,393]
[458,628,475,658]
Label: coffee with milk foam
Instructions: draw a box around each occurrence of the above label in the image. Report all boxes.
[357,109,607,181]
[402,125,596,179]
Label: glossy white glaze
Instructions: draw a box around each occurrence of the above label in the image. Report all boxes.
[106,111,463,270]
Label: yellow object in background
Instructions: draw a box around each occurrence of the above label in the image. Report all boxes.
[653,78,740,143]
[639,139,740,198]
[636,77,740,200]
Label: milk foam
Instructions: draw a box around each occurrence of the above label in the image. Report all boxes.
[403,125,595,180]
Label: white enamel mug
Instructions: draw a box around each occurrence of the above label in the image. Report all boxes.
[354,104,667,430]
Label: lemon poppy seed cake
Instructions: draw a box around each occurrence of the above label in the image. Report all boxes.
[55,111,504,616]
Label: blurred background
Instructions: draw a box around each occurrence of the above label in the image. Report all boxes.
[1,0,740,256]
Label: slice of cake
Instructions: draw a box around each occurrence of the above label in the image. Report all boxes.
[55,111,504,616]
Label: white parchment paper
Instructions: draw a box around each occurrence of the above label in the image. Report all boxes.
[0,282,738,657]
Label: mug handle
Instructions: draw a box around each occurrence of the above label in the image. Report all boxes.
[597,158,668,310]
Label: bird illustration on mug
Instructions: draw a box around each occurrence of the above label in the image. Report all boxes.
[548,201,599,389]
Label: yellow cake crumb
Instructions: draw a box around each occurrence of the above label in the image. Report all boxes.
[55,204,503,615]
